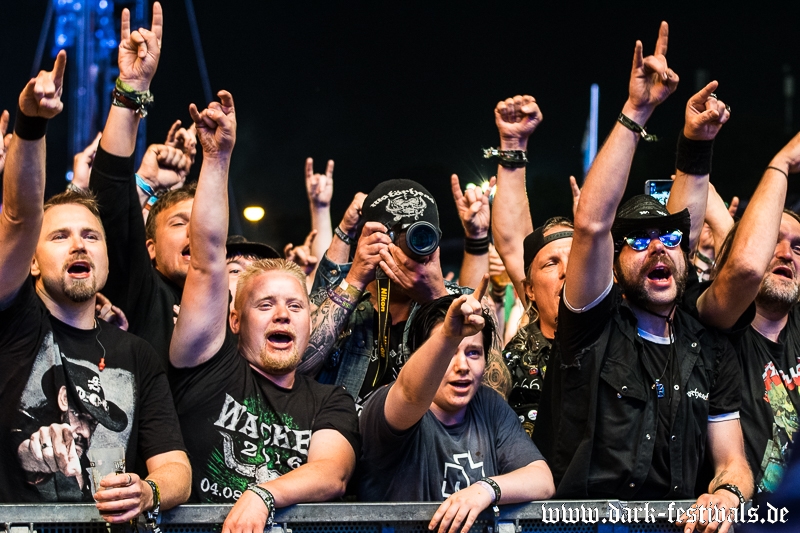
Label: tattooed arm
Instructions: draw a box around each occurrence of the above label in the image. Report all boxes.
[298,282,363,376]
[483,346,512,399]
[298,221,391,376]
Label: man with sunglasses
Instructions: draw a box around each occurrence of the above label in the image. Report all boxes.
[543,22,751,531]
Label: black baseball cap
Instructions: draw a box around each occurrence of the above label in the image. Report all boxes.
[361,179,441,235]
[610,195,691,253]
[226,235,280,260]
[523,218,574,275]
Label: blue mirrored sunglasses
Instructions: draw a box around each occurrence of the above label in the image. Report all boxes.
[624,229,683,251]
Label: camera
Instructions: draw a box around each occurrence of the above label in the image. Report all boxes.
[387,221,440,261]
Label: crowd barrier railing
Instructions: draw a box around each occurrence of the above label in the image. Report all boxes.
[0,500,725,533]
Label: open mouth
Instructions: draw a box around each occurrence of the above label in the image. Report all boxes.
[66,261,92,279]
[773,265,794,279]
[181,246,191,261]
[449,380,473,392]
[266,331,294,349]
[647,265,673,282]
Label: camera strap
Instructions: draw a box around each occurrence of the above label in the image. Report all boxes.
[374,269,392,386]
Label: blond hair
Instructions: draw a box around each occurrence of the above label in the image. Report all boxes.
[234,258,307,311]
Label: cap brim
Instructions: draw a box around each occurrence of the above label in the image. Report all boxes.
[226,242,281,260]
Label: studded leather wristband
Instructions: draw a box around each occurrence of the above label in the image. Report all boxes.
[713,483,746,505]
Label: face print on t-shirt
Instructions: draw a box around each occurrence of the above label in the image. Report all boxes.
[13,331,134,501]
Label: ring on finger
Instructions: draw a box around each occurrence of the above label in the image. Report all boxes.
[709,93,718,99]
[127,473,133,485]
[725,104,731,112]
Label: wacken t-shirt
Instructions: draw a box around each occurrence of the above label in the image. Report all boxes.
[169,332,361,503]
[358,384,545,501]
[732,307,800,494]
[0,279,185,503]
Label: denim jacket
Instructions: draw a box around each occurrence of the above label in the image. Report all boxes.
[308,253,470,399]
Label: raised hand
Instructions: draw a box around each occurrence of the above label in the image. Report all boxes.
[189,90,236,158]
[339,192,367,237]
[627,22,679,112]
[95,292,129,331]
[284,230,319,276]
[451,175,491,239]
[118,2,163,92]
[165,120,198,167]
[440,275,488,340]
[137,144,191,191]
[0,110,10,174]
[569,175,581,217]
[19,50,67,119]
[71,132,102,190]
[306,158,334,208]
[770,130,800,175]
[494,94,542,150]
[684,81,731,141]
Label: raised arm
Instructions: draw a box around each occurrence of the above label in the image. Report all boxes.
[170,91,236,368]
[667,81,730,249]
[305,158,334,265]
[491,95,541,304]
[566,22,678,309]
[384,277,488,432]
[452,175,492,289]
[697,132,800,329]
[0,51,66,307]
[98,2,161,157]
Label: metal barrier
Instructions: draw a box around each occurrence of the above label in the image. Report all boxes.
[0,501,701,533]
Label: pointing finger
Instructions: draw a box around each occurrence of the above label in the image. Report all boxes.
[165,120,182,145]
[631,40,644,72]
[450,174,464,202]
[654,21,669,56]
[690,80,719,108]
[305,157,314,181]
[52,50,67,92]
[474,273,489,301]
[120,8,131,42]
[151,1,163,43]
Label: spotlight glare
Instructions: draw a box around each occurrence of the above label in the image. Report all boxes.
[243,206,265,222]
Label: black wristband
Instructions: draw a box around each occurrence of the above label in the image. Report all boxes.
[676,130,714,175]
[14,108,48,141]
[464,235,490,255]
[713,483,746,505]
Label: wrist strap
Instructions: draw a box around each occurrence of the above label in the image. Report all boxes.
[483,148,528,169]
[112,78,154,118]
[766,166,789,180]
[676,130,714,175]
[478,476,501,503]
[136,173,160,209]
[334,226,355,246]
[247,485,276,527]
[144,479,162,533]
[464,235,490,255]
[618,113,659,142]
[713,483,746,505]
[14,107,48,141]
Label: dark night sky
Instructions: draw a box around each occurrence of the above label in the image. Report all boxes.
[2,1,799,271]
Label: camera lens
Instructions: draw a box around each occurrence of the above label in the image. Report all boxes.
[405,222,439,257]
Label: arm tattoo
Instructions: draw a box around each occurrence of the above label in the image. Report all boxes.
[483,348,512,399]
[709,469,730,492]
[297,283,363,377]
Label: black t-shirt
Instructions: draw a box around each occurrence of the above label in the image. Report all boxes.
[89,147,182,370]
[556,284,741,499]
[359,384,545,501]
[170,332,361,503]
[730,307,800,494]
[0,279,185,503]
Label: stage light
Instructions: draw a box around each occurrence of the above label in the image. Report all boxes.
[243,206,265,222]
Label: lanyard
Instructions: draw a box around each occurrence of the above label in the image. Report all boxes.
[374,269,392,387]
